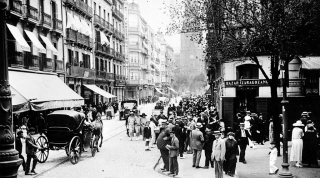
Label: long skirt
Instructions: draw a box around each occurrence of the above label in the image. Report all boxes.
[290,138,303,162]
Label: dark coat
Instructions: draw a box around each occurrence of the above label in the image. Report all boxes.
[15,137,23,154]
[172,125,182,140]
[143,127,152,139]
[225,138,239,160]
[235,129,251,146]
[302,131,318,165]
[203,131,215,151]
[157,128,171,149]
[25,134,38,155]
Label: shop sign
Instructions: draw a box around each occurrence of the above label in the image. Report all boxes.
[225,79,269,87]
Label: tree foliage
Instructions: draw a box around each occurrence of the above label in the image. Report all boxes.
[166,0,320,153]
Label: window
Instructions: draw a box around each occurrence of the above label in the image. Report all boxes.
[99,6,101,16]
[68,49,73,64]
[100,59,104,70]
[107,13,109,22]
[104,9,106,20]
[83,54,90,68]
[94,2,96,14]
[109,61,111,72]
[105,60,108,72]
[130,72,138,80]
[75,51,79,66]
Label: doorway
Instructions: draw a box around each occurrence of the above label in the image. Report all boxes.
[236,87,258,113]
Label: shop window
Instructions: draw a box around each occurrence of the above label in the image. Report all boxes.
[304,70,319,96]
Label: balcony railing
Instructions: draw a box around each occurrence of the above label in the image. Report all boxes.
[10,0,22,15]
[112,6,124,20]
[68,66,84,77]
[66,28,76,41]
[94,14,101,27]
[96,70,106,79]
[53,18,63,32]
[106,73,114,80]
[64,0,75,5]
[39,57,53,71]
[40,12,51,27]
[26,5,38,21]
[76,32,83,44]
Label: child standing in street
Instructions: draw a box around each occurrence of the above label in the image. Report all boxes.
[143,121,152,151]
[269,143,279,175]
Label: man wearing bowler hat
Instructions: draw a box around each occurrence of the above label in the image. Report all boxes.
[235,123,251,164]
[212,131,226,178]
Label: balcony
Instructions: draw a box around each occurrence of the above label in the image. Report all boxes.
[25,5,39,24]
[52,18,63,33]
[76,32,83,45]
[141,64,148,70]
[96,70,106,80]
[112,6,124,20]
[64,0,92,18]
[106,73,114,80]
[68,66,84,77]
[54,59,64,72]
[95,42,113,57]
[127,80,140,85]
[40,12,51,29]
[66,28,76,42]
[94,14,103,29]
[83,68,96,79]
[105,21,113,34]
[9,0,23,17]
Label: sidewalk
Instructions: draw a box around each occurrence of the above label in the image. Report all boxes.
[155,151,237,178]
[237,141,320,178]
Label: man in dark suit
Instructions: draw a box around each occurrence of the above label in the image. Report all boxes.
[25,127,40,175]
[166,130,179,176]
[157,122,171,173]
[16,130,25,171]
[235,123,251,164]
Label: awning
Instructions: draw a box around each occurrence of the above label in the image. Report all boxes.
[73,15,84,33]
[100,32,110,46]
[84,85,116,98]
[80,18,90,36]
[9,71,84,111]
[142,41,147,48]
[300,57,320,70]
[24,30,46,53]
[11,86,30,113]
[6,24,30,52]
[40,35,58,55]
[168,87,177,93]
[155,87,164,94]
[66,12,76,30]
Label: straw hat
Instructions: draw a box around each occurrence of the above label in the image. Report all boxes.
[292,120,304,127]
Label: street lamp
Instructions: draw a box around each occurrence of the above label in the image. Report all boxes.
[0,1,23,177]
[278,60,293,178]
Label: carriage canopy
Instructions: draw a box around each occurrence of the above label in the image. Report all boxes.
[47,110,85,131]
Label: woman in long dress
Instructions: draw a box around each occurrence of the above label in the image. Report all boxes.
[290,120,304,167]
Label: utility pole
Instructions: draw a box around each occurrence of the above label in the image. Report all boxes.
[0,1,23,177]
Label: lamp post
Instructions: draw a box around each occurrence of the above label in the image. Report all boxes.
[279,61,293,178]
[0,1,23,177]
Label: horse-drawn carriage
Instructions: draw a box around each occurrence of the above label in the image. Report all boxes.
[119,100,140,120]
[36,110,102,165]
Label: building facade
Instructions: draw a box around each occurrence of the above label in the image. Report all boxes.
[180,32,205,77]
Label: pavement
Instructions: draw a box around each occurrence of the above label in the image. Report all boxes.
[236,141,320,178]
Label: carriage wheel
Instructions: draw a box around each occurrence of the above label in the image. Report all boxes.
[68,136,82,165]
[36,136,49,163]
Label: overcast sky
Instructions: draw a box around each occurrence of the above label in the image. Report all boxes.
[127,0,181,53]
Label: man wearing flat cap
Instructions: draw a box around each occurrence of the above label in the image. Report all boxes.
[166,130,179,176]
[212,131,226,178]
